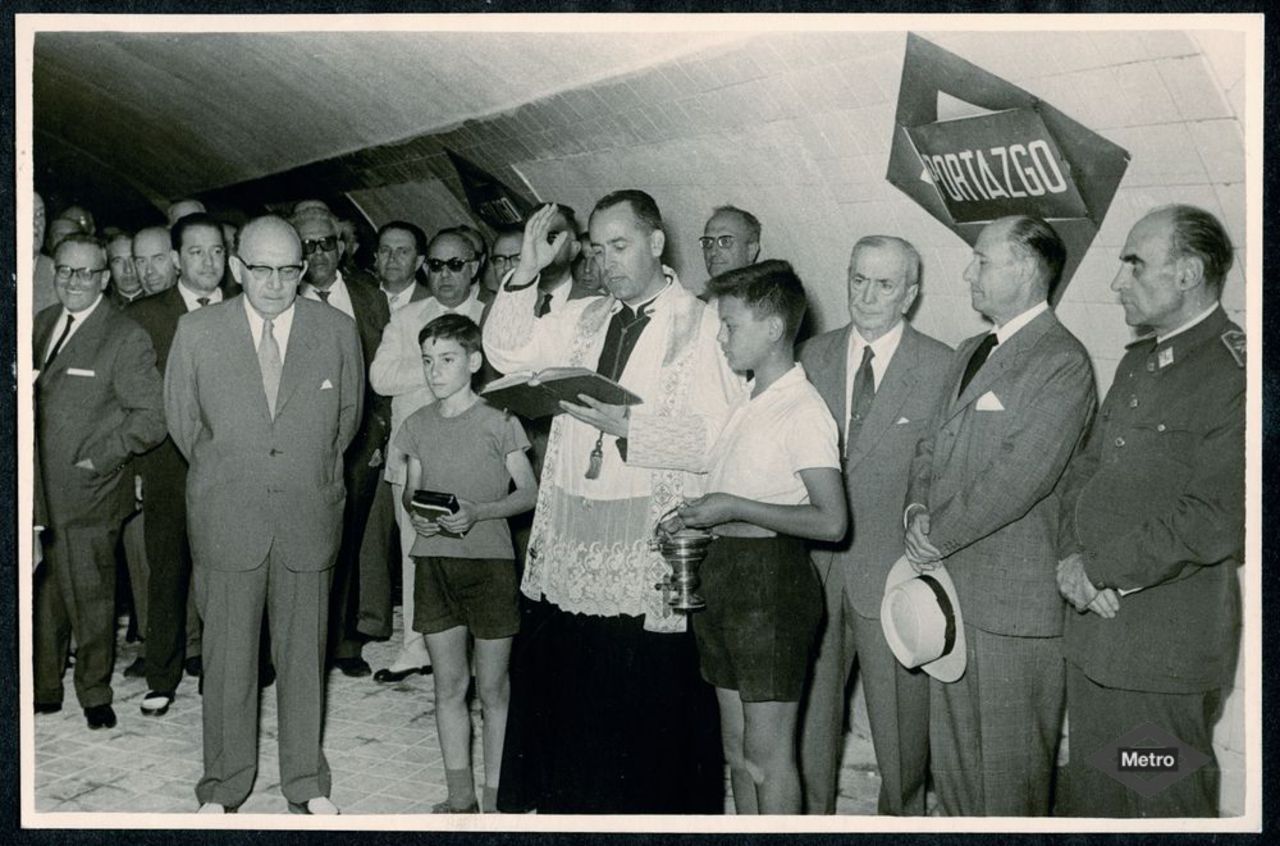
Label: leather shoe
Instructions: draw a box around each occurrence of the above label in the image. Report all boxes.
[333,657,372,678]
[373,664,431,683]
[184,655,203,677]
[84,704,117,730]
[141,690,174,717]
[432,798,479,813]
[197,802,238,814]
[34,701,61,715]
[259,663,276,689]
[288,796,340,815]
[122,656,147,678]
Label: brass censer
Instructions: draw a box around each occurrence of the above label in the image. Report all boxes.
[650,505,714,612]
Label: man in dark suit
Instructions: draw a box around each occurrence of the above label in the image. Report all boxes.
[105,231,147,309]
[1056,205,1244,817]
[904,216,1096,815]
[127,212,241,716]
[33,233,167,729]
[292,205,391,678]
[165,215,362,814]
[798,236,953,815]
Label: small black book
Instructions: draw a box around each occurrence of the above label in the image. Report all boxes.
[480,367,643,419]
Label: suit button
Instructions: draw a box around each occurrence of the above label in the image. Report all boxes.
[1114,437,1125,448]
[1129,396,1139,408]
[1156,423,1166,432]
[269,448,281,456]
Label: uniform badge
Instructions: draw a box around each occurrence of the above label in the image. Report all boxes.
[1158,347,1174,369]
[1221,329,1246,368]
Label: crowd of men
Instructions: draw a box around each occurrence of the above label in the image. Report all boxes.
[29,184,1244,818]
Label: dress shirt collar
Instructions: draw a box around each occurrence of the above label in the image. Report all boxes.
[177,280,223,312]
[302,272,354,320]
[747,362,808,403]
[1156,302,1219,345]
[433,285,481,315]
[243,296,296,358]
[50,293,104,357]
[381,280,417,311]
[993,300,1049,345]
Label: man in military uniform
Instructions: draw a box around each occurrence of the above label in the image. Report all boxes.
[1056,204,1244,816]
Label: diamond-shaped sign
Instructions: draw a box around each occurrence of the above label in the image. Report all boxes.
[887,34,1130,303]
[1084,721,1212,800]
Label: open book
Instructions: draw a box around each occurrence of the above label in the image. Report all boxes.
[481,367,643,419]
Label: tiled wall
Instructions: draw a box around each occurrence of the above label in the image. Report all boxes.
[340,29,1249,814]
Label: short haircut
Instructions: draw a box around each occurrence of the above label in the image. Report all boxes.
[592,189,663,234]
[377,220,427,256]
[493,224,524,243]
[711,205,762,243]
[418,312,483,355]
[290,205,340,234]
[1158,204,1234,294]
[851,235,922,288]
[552,203,579,234]
[706,258,808,342]
[1005,216,1066,293]
[54,232,107,264]
[429,227,478,257]
[170,212,225,251]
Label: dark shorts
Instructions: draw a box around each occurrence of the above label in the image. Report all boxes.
[412,556,519,639]
[691,534,823,702]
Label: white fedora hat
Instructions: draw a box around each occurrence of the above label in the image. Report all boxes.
[880,555,966,683]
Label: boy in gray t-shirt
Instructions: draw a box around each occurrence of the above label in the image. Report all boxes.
[396,314,537,813]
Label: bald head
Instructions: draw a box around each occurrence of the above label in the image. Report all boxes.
[134,226,179,294]
[236,215,305,318]
[167,199,206,225]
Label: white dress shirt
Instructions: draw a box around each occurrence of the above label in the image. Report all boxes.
[43,293,105,363]
[177,281,223,313]
[381,282,418,313]
[844,318,905,417]
[993,300,1049,345]
[243,298,295,362]
[302,272,355,321]
[1155,302,1219,345]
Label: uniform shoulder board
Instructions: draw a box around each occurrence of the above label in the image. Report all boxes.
[1221,329,1245,368]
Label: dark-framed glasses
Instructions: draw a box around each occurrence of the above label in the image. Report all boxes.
[54,265,106,283]
[426,257,475,273]
[699,235,737,250]
[243,263,304,284]
[491,253,521,268]
[301,235,339,255]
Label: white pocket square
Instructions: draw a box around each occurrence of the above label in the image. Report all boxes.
[895,417,911,425]
[320,379,334,390]
[67,368,96,377]
[975,390,1004,411]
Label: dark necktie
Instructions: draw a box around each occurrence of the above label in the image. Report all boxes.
[316,289,330,304]
[847,345,875,451]
[957,333,998,397]
[45,313,75,366]
[197,297,210,307]
[536,292,552,317]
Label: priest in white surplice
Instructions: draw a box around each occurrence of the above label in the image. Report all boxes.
[483,193,744,814]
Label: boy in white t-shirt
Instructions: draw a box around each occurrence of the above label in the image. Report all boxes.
[674,259,846,815]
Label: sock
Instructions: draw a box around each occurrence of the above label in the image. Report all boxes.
[481,785,499,813]
[445,767,476,810]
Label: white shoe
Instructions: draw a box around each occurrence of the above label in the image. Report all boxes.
[289,796,340,815]
[197,802,227,814]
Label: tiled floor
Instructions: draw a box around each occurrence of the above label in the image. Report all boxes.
[31,609,882,817]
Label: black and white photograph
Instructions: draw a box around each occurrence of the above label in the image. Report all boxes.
[14,11,1262,833]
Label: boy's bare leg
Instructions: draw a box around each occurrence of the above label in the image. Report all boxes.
[744,699,802,814]
[425,626,476,810]
[715,687,758,814]
[474,636,512,810]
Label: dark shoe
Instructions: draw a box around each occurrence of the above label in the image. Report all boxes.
[184,656,202,677]
[34,701,61,715]
[122,656,147,678]
[373,665,431,684]
[141,690,174,717]
[288,796,340,815]
[431,798,479,813]
[84,704,117,730]
[333,657,372,678]
[259,663,276,689]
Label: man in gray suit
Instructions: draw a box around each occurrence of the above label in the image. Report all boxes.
[798,236,953,814]
[165,216,363,814]
[904,216,1096,815]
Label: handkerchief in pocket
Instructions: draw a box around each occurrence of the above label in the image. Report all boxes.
[321,378,334,390]
[975,390,1004,411]
[895,417,911,425]
[67,368,96,377]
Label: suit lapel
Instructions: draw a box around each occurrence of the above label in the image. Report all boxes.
[945,309,1056,423]
[274,302,317,418]
[37,300,109,384]
[847,326,919,469]
[815,326,851,450]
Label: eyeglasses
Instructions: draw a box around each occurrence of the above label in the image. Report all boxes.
[242,263,304,284]
[426,257,475,273]
[491,253,521,267]
[301,236,339,255]
[54,265,106,283]
[699,235,737,250]
[376,245,417,260]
